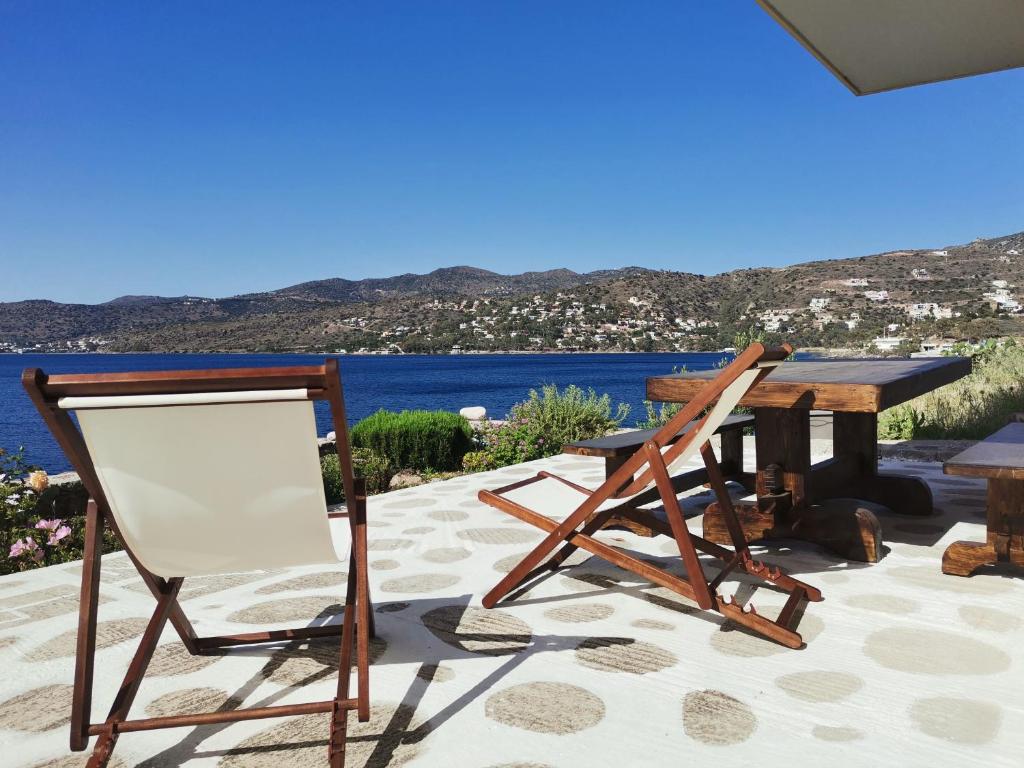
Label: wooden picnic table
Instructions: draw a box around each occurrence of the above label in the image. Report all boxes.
[646,357,972,562]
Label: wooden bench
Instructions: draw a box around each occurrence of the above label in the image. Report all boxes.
[942,422,1024,576]
[563,413,755,536]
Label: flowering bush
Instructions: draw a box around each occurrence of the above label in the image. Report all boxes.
[463,384,629,471]
[1,448,81,574]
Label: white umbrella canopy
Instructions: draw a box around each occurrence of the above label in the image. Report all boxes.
[757,0,1024,95]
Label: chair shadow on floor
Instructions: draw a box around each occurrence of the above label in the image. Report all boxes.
[135,594,604,768]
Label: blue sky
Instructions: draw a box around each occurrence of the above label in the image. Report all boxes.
[2,1,1022,304]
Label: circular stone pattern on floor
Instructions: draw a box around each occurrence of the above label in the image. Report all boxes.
[775,671,864,703]
[485,682,604,734]
[422,547,472,564]
[844,594,920,615]
[682,690,757,745]
[864,628,1010,675]
[263,636,388,686]
[255,570,347,594]
[228,597,344,625]
[631,618,675,631]
[958,605,1022,633]
[812,725,863,742]
[380,497,438,510]
[421,605,532,656]
[218,701,426,768]
[367,538,416,552]
[27,617,150,662]
[711,613,824,658]
[543,603,614,623]
[145,687,238,718]
[380,573,460,593]
[457,528,539,545]
[148,642,223,677]
[428,509,470,522]
[909,697,1002,744]
[574,637,677,674]
[402,526,436,534]
[31,756,128,768]
[416,663,455,683]
[0,684,73,732]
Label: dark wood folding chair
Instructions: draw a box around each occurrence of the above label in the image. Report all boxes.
[479,343,823,648]
[23,360,372,767]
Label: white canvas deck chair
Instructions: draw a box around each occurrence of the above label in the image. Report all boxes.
[23,360,371,768]
[479,343,823,648]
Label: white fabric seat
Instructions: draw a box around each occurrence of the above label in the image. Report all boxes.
[62,389,346,579]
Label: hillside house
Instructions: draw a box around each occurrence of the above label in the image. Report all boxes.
[872,336,908,352]
[906,303,952,320]
[809,297,830,312]
[864,290,889,302]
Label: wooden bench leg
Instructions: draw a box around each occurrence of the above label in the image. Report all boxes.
[586,456,656,537]
[943,478,1024,576]
[719,428,743,477]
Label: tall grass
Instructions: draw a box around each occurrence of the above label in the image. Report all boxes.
[351,409,474,472]
[878,339,1024,440]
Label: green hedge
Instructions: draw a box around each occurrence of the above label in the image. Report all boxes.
[321,448,393,504]
[351,409,474,472]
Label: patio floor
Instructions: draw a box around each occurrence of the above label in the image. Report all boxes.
[1,443,1022,767]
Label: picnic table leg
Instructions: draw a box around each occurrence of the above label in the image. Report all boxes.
[704,407,886,562]
[943,478,1024,576]
[831,412,933,516]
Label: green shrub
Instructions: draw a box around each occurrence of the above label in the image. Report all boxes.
[463,384,629,471]
[351,410,473,472]
[321,448,394,504]
[636,399,683,429]
[878,338,1024,440]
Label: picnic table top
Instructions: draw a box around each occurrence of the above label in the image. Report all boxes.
[944,422,1024,480]
[646,357,972,413]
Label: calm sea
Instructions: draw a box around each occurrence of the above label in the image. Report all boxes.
[1,352,740,473]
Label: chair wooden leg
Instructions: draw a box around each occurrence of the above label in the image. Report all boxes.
[87,576,185,767]
[482,476,610,608]
[645,442,714,609]
[71,500,103,752]
[352,479,370,722]
[700,442,751,555]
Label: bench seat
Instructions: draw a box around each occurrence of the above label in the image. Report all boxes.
[562,413,755,536]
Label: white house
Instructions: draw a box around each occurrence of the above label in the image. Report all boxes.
[873,336,908,352]
[864,290,889,302]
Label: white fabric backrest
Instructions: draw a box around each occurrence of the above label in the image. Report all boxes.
[633,359,781,495]
[62,390,345,579]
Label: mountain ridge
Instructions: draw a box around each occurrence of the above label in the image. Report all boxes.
[3,231,1023,353]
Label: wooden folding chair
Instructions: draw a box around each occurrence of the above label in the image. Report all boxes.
[23,360,372,767]
[479,343,823,648]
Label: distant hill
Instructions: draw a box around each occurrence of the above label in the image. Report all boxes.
[3,232,1023,353]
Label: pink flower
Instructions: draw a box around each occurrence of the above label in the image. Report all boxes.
[9,536,39,559]
[47,526,71,546]
[35,518,63,532]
